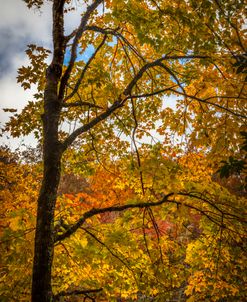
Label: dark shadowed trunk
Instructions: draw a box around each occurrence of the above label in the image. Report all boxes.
[31,145,62,302]
[31,70,63,301]
[31,1,65,300]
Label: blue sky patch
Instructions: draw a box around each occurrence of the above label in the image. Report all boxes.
[63,44,95,65]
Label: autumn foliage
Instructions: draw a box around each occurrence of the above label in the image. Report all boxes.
[1,145,246,301]
[1,0,247,301]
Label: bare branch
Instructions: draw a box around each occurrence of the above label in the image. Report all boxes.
[0,228,35,244]
[130,98,145,195]
[53,288,103,301]
[59,0,104,100]
[124,85,178,100]
[62,101,103,109]
[123,55,208,96]
[62,98,124,150]
[64,29,77,43]
[168,88,247,119]
[82,228,133,272]
[157,62,186,95]
[181,192,247,223]
[64,34,107,102]
[85,25,143,59]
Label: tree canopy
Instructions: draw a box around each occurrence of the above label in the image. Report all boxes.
[1,0,246,301]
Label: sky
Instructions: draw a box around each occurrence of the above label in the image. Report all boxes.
[0,0,83,149]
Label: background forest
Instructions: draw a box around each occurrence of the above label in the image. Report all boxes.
[0,0,246,301]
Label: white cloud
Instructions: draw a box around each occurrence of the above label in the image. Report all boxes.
[0,0,53,148]
[0,0,52,45]
[0,0,85,148]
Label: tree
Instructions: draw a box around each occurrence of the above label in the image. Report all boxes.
[0,147,39,301]
[1,148,246,301]
[3,0,246,301]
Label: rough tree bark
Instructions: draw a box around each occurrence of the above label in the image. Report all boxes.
[31,0,65,301]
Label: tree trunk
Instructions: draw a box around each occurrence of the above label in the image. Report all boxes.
[31,109,62,301]
[31,0,65,299]
[31,154,61,302]
[31,63,63,302]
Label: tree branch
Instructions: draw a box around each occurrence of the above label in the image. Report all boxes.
[55,189,246,243]
[130,97,145,195]
[123,85,178,100]
[64,34,107,102]
[168,88,247,119]
[61,97,124,150]
[213,0,246,52]
[59,0,104,100]
[157,62,186,95]
[55,193,175,242]
[61,55,208,150]
[85,25,143,59]
[123,55,208,96]
[53,288,103,301]
[82,227,133,272]
[62,101,103,109]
